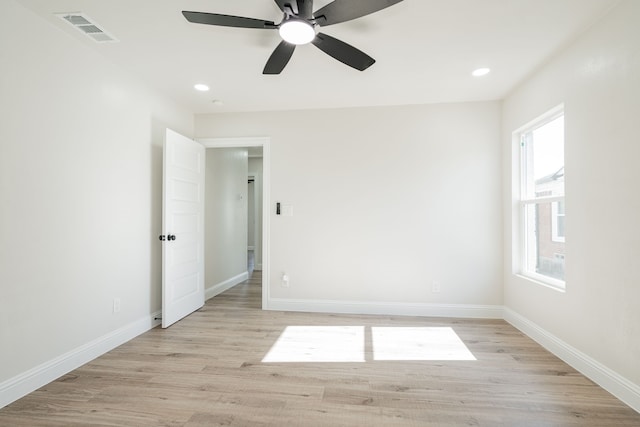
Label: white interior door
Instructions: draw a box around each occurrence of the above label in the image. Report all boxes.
[162,129,205,328]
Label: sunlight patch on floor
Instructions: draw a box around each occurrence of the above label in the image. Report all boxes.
[372,327,476,361]
[262,326,365,363]
[262,325,476,363]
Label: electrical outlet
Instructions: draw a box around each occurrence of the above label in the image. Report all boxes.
[281,274,290,288]
[432,281,441,293]
[113,298,121,313]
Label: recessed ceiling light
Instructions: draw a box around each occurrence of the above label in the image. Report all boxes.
[472,68,491,77]
[194,84,210,92]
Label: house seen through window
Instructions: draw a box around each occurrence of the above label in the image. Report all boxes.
[518,108,565,287]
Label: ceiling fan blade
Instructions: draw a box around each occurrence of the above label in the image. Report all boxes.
[314,0,404,26]
[274,1,298,15]
[263,41,296,74]
[311,32,375,71]
[182,11,276,29]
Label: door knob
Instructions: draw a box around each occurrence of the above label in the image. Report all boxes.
[168,235,176,241]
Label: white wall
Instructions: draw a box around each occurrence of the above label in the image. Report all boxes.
[205,148,249,289]
[249,157,264,269]
[0,0,193,392]
[502,0,640,391]
[196,102,503,312]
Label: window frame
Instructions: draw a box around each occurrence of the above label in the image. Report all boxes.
[514,104,566,290]
[551,200,565,243]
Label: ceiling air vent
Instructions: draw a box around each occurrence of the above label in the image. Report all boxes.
[55,13,118,43]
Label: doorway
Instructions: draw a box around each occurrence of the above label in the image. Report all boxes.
[199,137,270,310]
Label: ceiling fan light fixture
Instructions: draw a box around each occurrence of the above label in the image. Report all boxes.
[279,19,315,45]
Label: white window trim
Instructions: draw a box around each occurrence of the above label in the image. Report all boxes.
[513,104,566,290]
[515,273,566,292]
[551,201,565,243]
[520,194,564,205]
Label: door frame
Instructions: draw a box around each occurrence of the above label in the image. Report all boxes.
[247,173,259,256]
[198,136,270,310]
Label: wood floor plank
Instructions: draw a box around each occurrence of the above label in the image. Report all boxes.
[1,271,638,426]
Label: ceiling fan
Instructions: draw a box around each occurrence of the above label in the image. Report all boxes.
[182,0,404,74]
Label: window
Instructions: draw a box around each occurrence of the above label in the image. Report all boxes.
[517,107,565,288]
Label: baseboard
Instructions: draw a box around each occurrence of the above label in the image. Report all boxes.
[0,311,161,409]
[504,308,640,413]
[267,298,503,319]
[205,271,249,301]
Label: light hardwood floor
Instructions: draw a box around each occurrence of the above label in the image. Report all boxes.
[1,272,639,426]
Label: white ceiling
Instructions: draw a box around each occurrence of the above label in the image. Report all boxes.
[17,0,619,114]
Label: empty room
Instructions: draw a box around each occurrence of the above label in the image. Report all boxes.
[1,0,639,425]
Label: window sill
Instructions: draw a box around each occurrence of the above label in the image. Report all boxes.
[515,273,566,293]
